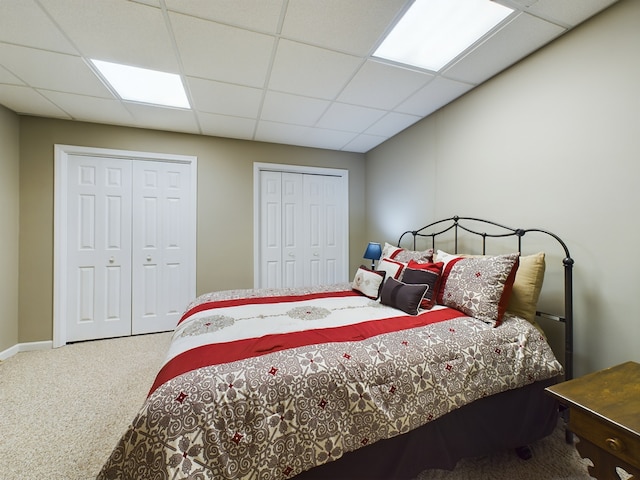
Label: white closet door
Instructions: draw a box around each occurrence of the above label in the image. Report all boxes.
[260,170,283,289]
[303,174,345,286]
[282,172,304,287]
[66,155,132,342]
[132,161,193,334]
[258,168,347,289]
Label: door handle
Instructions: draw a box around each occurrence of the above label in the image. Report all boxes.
[109,256,115,264]
[288,252,295,257]
[146,256,152,262]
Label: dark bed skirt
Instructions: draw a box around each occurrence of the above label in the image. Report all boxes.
[293,377,560,480]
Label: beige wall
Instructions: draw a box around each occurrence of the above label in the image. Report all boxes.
[0,105,20,354]
[366,0,640,377]
[17,117,366,343]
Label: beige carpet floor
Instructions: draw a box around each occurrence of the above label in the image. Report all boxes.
[0,332,611,480]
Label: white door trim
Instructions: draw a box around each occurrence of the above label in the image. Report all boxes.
[253,162,349,289]
[53,144,197,348]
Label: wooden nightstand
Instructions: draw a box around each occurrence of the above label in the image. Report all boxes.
[545,361,640,480]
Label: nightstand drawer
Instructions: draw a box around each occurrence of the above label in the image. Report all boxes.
[570,408,640,469]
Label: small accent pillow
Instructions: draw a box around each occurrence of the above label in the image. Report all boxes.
[380,277,429,316]
[402,261,444,309]
[377,257,406,280]
[437,253,520,326]
[352,266,386,299]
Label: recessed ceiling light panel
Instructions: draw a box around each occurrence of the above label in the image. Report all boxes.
[374,0,514,72]
[91,59,190,109]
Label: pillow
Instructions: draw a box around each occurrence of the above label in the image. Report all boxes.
[380,277,429,316]
[352,266,386,299]
[381,242,402,260]
[402,261,444,309]
[437,253,520,326]
[506,252,545,324]
[392,247,434,264]
[382,242,434,263]
[437,250,546,325]
[377,257,406,280]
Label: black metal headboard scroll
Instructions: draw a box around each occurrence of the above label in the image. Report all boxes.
[397,215,574,382]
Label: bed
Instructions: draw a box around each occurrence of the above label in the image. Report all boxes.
[98,215,574,480]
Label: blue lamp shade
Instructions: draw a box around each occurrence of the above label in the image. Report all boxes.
[363,242,382,269]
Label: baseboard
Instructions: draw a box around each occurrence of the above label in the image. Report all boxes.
[0,340,53,362]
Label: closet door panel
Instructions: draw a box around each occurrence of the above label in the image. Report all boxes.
[132,161,192,334]
[65,155,132,342]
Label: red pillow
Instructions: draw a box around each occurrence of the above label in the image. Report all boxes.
[404,261,444,309]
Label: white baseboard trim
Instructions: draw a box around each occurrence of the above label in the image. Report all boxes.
[0,340,53,362]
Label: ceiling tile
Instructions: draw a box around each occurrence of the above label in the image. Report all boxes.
[0,65,23,85]
[260,91,330,126]
[198,112,256,140]
[338,60,433,110]
[170,12,275,88]
[281,0,408,55]
[188,77,262,117]
[0,44,113,97]
[165,0,285,34]
[524,0,620,26]
[39,0,179,72]
[342,133,388,153]
[268,39,362,99]
[395,77,474,116]
[444,12,565,85]
[255,121,355,150]
[0,84,70,118]
[0,0,77,54]
[317,102,386,133]
[126,103,199,134]
[364,111,422,137]
[38,90,136,125]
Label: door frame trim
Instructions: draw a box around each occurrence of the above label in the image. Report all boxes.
[252,162,349,289]
[53,144,197,347]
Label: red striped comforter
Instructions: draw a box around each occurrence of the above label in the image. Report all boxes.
[98,283,562,480]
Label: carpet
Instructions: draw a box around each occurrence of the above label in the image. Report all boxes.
[0,332,611,480]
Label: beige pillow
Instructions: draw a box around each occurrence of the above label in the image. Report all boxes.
[506,252,545,324]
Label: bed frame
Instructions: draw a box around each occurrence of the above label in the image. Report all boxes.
[397,215,574,382]
[295,215,574,480]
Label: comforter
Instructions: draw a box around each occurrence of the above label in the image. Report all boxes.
[98,283,563,480]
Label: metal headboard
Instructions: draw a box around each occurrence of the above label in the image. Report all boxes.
[397,215,574,382]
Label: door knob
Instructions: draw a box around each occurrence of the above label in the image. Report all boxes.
[146,256,152,262]
[288,252,295,257]
[109,257,114,263]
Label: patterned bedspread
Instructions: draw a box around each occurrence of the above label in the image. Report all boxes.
[98,283,563,480]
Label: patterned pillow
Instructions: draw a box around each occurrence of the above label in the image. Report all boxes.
[437,250,545,325]
[382,242,434,263]
[352,266,386,300]
[380,277,429,316]
[437,253,520,326]
[377,257,405,280]
[402,261,444,309]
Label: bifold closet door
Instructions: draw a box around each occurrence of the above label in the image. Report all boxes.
[65,156,193,342]
[131,161,192,335]
[66,155,133,342]
[258,170,346,289]
[303,174,344,286]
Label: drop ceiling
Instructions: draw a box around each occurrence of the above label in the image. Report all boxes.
[0,0,619,153]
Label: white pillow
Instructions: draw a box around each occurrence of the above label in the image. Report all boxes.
[352,266,386,299]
